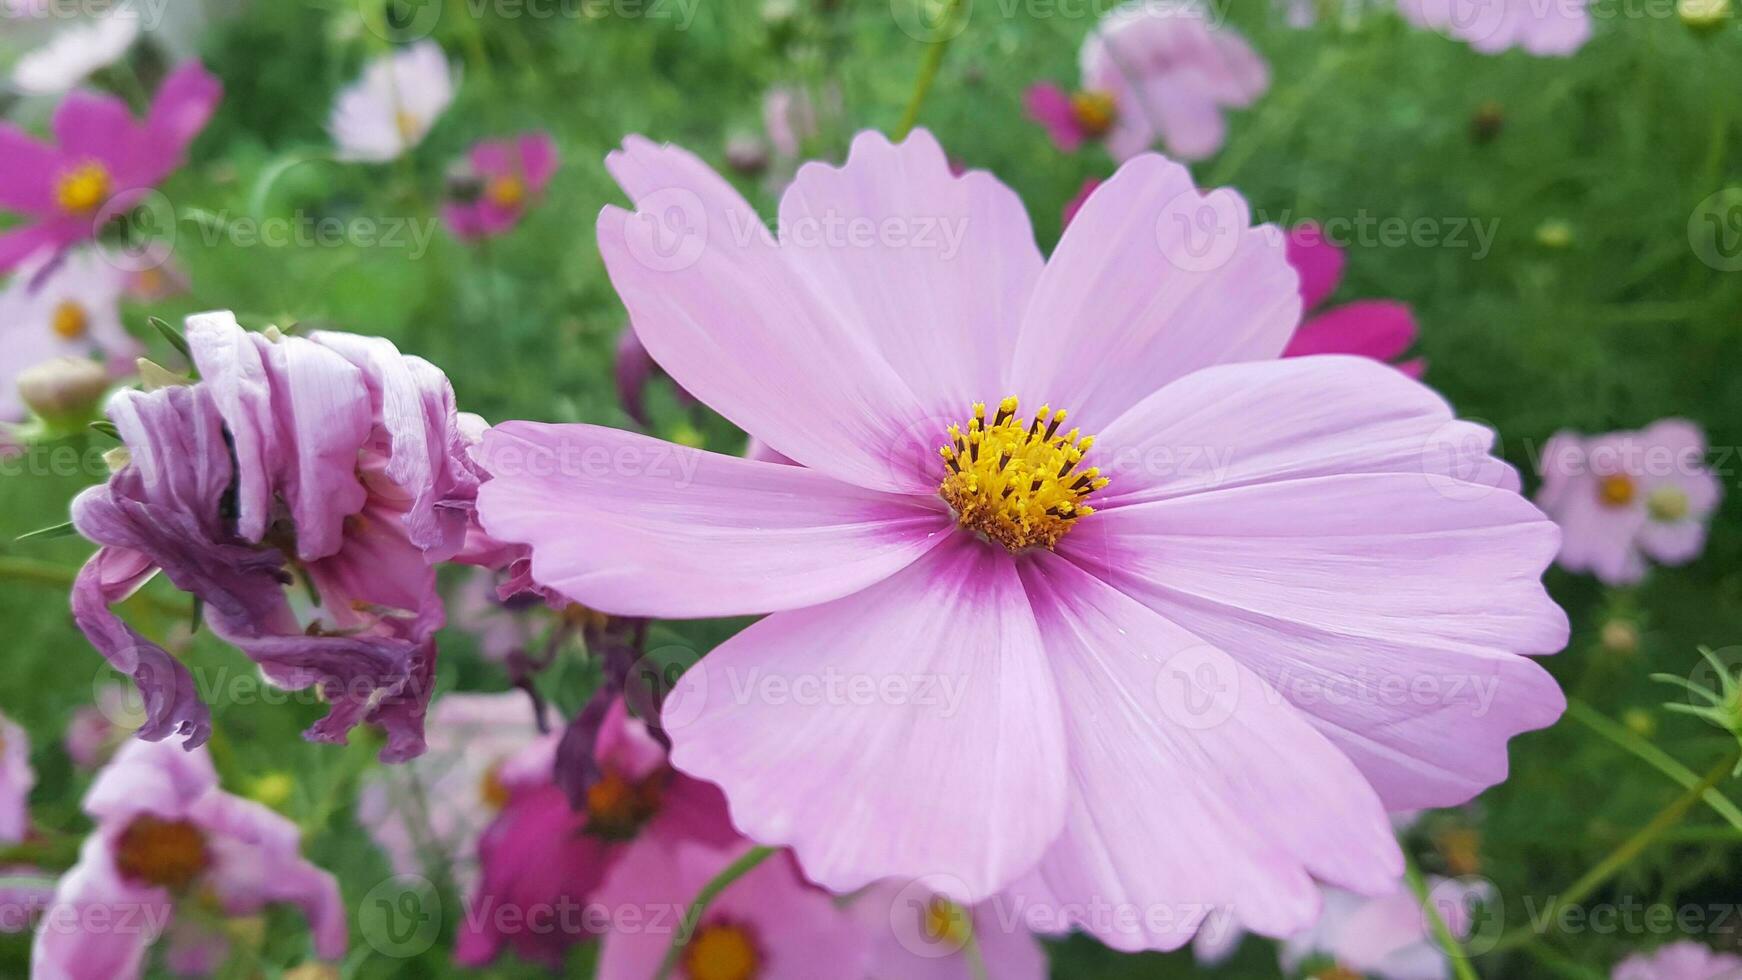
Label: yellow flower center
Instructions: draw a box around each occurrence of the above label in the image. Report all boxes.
[51,301,89,340]
[684,922,760,980]
[922,897,973,951]
[1071,90,1117,136]
[585,768,665,840]
[479,761,512,810]
[395,109,425,143]
[1597,473,1636,508]
[1647,485,1690,521]
[55,161,112,215]
[113,814,210,890]
[938,397,1108,553]
[484,174,526,209]
[1313,967,1366,980]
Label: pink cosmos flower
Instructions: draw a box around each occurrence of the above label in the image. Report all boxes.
[1396,0,1592,56]
[592,841,870,980]
[442,132,559,242]
[0,61,221,272]
[456,697,738,968]
[1278,878,1494,980]
[1026,0,1267,162]
[30,739,343,980]
[0,249,139,421]
[1535,420,1721,585]
[70,311,479,761]
[1,710,34,844]
[328,41,455,163]
[356,692,541,895]
[474,129,1568,950]
[853,883,1046,980]
[1614,942,1742,980]
[1283,223,1425,376]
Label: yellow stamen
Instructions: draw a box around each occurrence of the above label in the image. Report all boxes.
[395,109,424,142]
[1647,485,1690,521]
[113,815,209,890]
[484,174,526,209]
[479,761,512,810]
[1312,967,1366,980]
[55,161,112,215]
[1071,90,1117,137]
[683,922,760,980]
[1597,473,1636,508]
[938,397,1108,552]
[922,897,973,950]
[51,301,88,340]
[585,768,665,840]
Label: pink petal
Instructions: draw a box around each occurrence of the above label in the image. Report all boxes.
[663,538,1067,902]
[52,90,146,169]
[31,840,169,980]
[1285,222,1346,310]
[475,422,951,617]
[82,738,218,822]
[1012,553,1401,952]
[777,129,1044,416]
[1008,154,1299,430]
[191,793,347,960]
[1060,178,1101,229]
[0,125,59,215]
[139,61,222,183]
[1285,301,1420,363]
[1063,471,1567,811]
[517,131,560,190]
[1023,82,1087,152]
[597,135,940,493]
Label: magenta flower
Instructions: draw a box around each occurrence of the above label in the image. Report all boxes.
[356,692,541,896]
[853,884,1045,980]
[0,248,140,422]
[70,312,479,761]
[442,132,559,242]
[456,697,738,968]
[1025,0,1267,162]
[1397,0,1592,56]
[1278,878,1493,980]
[30,739,343,980]
[1536,420,1722,585]
[592,842,869,980]
[1,710,34,845]
[1282,223,1425,377]
[0,61,221,272]
[474,129,1567,950]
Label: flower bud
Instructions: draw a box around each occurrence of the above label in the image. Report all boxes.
[725,133,769,176]
[17,356,109,429]
[1600,619,1640,656]
[1535,220,1574,250]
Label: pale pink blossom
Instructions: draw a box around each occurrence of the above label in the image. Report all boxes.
[1613,941,1742,980]
[328,41,454,162]
[1397,0,1592,56]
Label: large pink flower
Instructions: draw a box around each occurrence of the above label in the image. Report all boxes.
[1026,0,1267,162]
[1283,222,1425,376]
[1535,420,1722,585]
[0,61,221,272]
[30,739,343,980]
[70,312,478,761]
[1613,941,1742,980]
[442,132,559,242]
[1396,0,1592,56]
[475,130,1568,951]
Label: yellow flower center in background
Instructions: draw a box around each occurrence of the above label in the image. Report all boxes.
[585,768,665,840]
[1597,473,1636,508]
[55,161,112,215]
[922,897,974,951]
[1071,90,1117,136]
[485,174,526,209]
[1313,966,1366,980]
[939,398,1108,553]
[683,922,760,980]
[479,761,512,810]
[1647,485,1690,521]
[395,109,425,143]
[51,301,89,340]
[113,814,210,889]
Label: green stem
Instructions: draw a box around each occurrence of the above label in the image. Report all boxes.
[1405,855,1479,980]
[654,846,778,980]
[893,0,969,139]
[1486,753,1737,953]
[1566,698,1742,833]
[0,556,189,618]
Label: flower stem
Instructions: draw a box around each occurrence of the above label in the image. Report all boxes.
[1405,855,1478,980]
[893,0,970,140]
[0,556,189,618]
[1487,752,1738,953]
[653,845,779,980]
[1566,697,1742,833]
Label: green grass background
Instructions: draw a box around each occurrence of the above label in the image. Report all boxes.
[1,0,1740,976]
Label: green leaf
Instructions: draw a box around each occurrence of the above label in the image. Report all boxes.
[148,316,192,362]
[15,521,78,542]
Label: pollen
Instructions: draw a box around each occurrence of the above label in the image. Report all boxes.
[55,161,112,215]
[1597,473,1636,508]
[1071,89,1117,137]
[683,921,761,980]
[479,761,512,810]
[484,174,526,209]
[113,814,210,890]
[585,768,665,840]
[395,109,425,142]
[51,301,89,340]
[938,397,1108,553]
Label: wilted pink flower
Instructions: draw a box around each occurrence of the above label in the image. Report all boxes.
[31,739,343,979]
[63,683,146,771]
[1026,0,1267,162]
[474,130,1568,950]
[593,841,869,980]
[1536,420,1721,585]
[0,61,221,272]
[456,697,737,968]
[1397,0,1592,56]
[0,249,138,422]
[1278,878,1493,980]
[442,132,559,242]
[1,710,34,844]
[328,41,454,162]
[357,692,540,895]
[1614,942,1742,980]
[853,883,1045,980]
[1282,223,1424,376]
[70,312,479,761]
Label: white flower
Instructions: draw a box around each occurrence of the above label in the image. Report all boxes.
[328,41,456,162]
[10,9,141,95]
